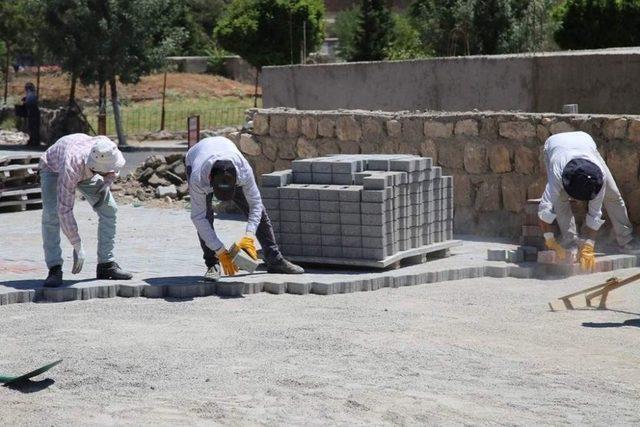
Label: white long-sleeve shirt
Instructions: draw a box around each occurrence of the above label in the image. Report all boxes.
[186,136,263,251]
[538,131,607,231]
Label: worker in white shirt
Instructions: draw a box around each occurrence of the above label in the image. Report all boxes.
[186,136,304,281]
[538,131,640,270]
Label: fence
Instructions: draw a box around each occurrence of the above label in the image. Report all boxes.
[88,106,247,136]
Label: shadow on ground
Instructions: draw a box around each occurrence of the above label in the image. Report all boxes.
[582,318,640,328]
[3,379,55,393]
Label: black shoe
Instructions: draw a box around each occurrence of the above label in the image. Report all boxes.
[266,258,304,274]
[96,262,133,280]
[43,265,63,287]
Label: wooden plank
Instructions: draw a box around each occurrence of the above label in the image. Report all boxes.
[0,198,42,208]
[0,187,41,198]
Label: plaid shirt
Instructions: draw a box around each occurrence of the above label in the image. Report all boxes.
[40,133,116,245]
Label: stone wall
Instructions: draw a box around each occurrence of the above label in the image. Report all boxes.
[227,108,640,238]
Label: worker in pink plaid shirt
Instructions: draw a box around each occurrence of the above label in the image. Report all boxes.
[39,133,133,287]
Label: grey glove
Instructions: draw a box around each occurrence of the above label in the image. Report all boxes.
[72,242,85,274]
[93,186,110,209]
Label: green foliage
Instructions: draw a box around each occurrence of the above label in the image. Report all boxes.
[352,0,393,61]
[185,0,230,52]
[0,1,29,49]
[206,45,228,74]
[554,0,640,50]
[334,7,361,61]
[408,0,457,56]
[214,0,325,68]
[384,13,429,60]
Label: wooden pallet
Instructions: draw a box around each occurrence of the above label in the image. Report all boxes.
[0,153,41,192]
[0,153,40,167]
[0,187,42,213]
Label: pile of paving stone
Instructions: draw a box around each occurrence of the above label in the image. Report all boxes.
[118,154,189,201]
[260,154,455,266]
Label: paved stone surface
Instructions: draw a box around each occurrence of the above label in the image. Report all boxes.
[1,203,638,305]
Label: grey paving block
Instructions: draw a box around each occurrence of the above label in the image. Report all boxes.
[339,201,361,213]
[322,246,343,258]
[281,221,301,233]
[362,225,384,237]
[507,249,524,263]
[342,224,362,236]
[487,249,507,262]
[484,265,509,278]
[321,223,341,235]
[278,186,299,199]
[281,233,301,245]
[340,213,361,225]
[293,172,312,184]
[281,211,300,222]
[338,187,362,202]
[215,283,243,297]
[318,186,341,201]
[362,247,385,260]
[300,199,320,211]
[302,245,322,257]
[291,159,314,172]
[361,202,385,215]
[281,244,302,256]
[610,254,637,270]
[362,190,387,203]
[332,174,354,185]
[301,233,322,245]
[508,266,533,279]
[266,210,280,221]
[363,214,384,226]
[330,160,359,174]
[367,159,390,170]
[342,236,362,247]
[259,187,279,199]
[311,282,338,295]
[264,282,287,294]
[298,187,319,200]
[389,159,418,172]
[300,210,320,223]
[354,171,374,185]
[280,199,300,211]
[321,211,339,223]
[262,198,279,210]
[300,222,322,234]
[261,170,292,187]
[362,236,387,248]
[312,172,332,184]
[287,282,311,295]
[322,235,342,246]
[311,160,333,174]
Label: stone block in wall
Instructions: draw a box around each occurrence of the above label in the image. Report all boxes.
[252,156,274,179]
[340,140,360,154]
[454,207,476,234]
[514,146,537,174]
[463,142,488,174]
[628,119,640,143]
[336,116,362,141]
[476,210,520,239]
[454,174,473,207]
[501,174,527,213]
[625,188,640,223]
[296,137,318,158]
[318,139,339,156]
[473,177,501,211]
[498,121,536,141]
[318,117,335,137]
[438,140,464,170]
[361,117,383,143]
[527,178,546,199]
[269,115,287,137]
[419,139,438,163]
[278,139,297,160]
[479,117,498,138]
[398,142,419,155]
[536,124,550,143]
[239,133,261,156]
[301,116,318,139]
[424,120,453,138]
[262,137,278,161]
[488,144,511,173]
[286,117,300,137]
[607,147,639,185]
[401,118,424,143]
[603,118,628,140]
[549,121,574,134]
[253,114,269,135]
[454,119,478,136]
[386,119,401,137]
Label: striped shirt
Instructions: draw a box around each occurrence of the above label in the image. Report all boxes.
[40,133,116,245]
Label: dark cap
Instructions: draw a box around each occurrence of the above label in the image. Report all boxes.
[561,158,604,201]
[210,159,237,201]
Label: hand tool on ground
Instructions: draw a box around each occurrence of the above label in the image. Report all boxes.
[0,359,63,385]
[548,272,640,311]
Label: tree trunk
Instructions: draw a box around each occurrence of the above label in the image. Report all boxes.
[253,67,261,108]
[36,64,41,98]
[69,73,77,106]
[109,77,126,146]
[97,80,107,135]
[3,46,9,104]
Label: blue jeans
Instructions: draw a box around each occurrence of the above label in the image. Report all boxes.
[40,170,118,268]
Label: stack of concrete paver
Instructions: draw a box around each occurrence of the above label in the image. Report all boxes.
[260,154,455,267]
[0,153,41,214]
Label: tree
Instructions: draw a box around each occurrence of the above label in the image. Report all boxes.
[554,0,640,50]
[0,1,29,103]
[351,0,393,61]
[384,13,429,60]
[334,6,361,61]
[183,0,230,53]
[215,0,325,106]
[39,0,185,145]
[408,0,457,56]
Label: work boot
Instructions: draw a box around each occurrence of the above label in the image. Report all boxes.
[619,238,640,255]
[203,264,221,282]
[96,262,133,280]
[266,258,304,274]
[43,265,63,287]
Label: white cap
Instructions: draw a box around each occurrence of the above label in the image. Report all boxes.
[85,136,125,173]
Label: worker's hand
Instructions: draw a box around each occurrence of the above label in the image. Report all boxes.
[216,247,239,276]
[544,232,566,261]
[579,240,596,272]
[72,242,85,274]
[238,233,258,260]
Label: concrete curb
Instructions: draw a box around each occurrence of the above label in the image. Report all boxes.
[1,254,637,306]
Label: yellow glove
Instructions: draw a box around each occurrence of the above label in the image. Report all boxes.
[579,240,596,272]
[216,248,239,276]
[238,234,258,260]
[544,233,566,261]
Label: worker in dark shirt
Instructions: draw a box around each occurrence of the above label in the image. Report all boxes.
[23,82,40,146]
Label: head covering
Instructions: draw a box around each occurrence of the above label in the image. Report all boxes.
[25,82,35,92]
[86,136,125,173]
[210,159,237,201]
[562,158,604,201]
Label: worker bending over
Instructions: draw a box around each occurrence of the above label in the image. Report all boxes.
[539,131,640,270]
[40,133,133,287]
[186,136,304,280]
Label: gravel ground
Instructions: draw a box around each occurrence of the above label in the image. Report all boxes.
[1,271,639,426]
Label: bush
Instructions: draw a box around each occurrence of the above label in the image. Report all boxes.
[384,13,430,60]
[334,7,361,61]
[554,0,640,50]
